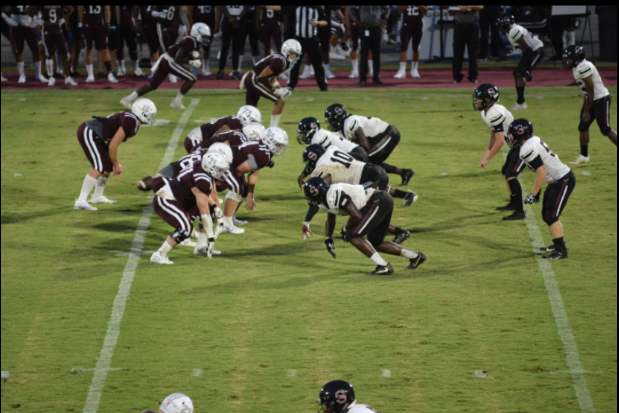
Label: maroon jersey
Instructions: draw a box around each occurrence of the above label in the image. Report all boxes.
[155,5,179,27]
[39,5,68,25]
[166,36,199,58]
[198,131,247,151]
[231,141,271,169]
[170,160,215,206]
[259,7,281,26]
[192,5,216,26]
[252,53,289,77]
[401,6,424,25]
[99,112,140,142]
[199,115,244,141]
[83,5,105,26]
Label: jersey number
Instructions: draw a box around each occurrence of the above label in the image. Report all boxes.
[89,5,101,14]
[265,9,274,18]
[330,150,353,168]
[539,140,556,157]
[198,6,212,14]
[407,6,419,16]
[48,8,57,23]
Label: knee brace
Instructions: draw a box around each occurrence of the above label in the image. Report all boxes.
[225,191,244,203]
[170,228,190,244]
[600,125,612,136]
[578,120,591,132]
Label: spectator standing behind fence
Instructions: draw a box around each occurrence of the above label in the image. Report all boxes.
[287,6,328,92]
[450,5,483,84]
[358,6,389,85]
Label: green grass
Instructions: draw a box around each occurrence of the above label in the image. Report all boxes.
[1,87,617,413]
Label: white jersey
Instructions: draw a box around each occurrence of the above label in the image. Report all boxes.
[481,104,514,134]
[312,146,365,185]
[508,24,543,51]
[342,115,390,141]
[311,129,359,153]
[320,183,374,216]
[519,136,570,184]
[349,403,380,413]
[573,60,609,101]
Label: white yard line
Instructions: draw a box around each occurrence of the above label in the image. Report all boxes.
[82,99,200,413]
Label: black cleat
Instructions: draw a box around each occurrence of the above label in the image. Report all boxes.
[358,80,367,86]
[400,169,415,186]
[540,245,556,252]
[215,70,224,80]
[368,263,394,275]
[542,249,568,260]
[95,70,107,79]
[402,191,418,207]
[496,203,515,211]
[231,71,241,80]
[393,230,410,244]
[407,253,427,269]
[502,211,526,221]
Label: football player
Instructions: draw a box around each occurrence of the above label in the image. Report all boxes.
[2,6,47,83]
[324,104,415,186]
[496,13,545,111]
[394,6,428,79]
[120,22,211,110]
[474,83,526,220]
[297,117,369,162]
[562,45,617,164]
[77,5,118,84]
[506,119,576,260]
[150,151,229,264]
[241,38,302,127]
[318,380,380,413]
[74,99,157,211]
[138,6,161,74]
[187,5,217,76]
[257,6,283,58]
[304,177,426,275]
[141,392,193,413]
[184,105,262,153]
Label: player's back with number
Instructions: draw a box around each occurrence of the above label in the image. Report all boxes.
[312,146,364,184]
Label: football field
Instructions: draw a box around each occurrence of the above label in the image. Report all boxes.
[1,87,617,413]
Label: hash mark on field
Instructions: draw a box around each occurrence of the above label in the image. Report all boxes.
[381,369,392,377]
[71,368,121,374]
[287,369,297,377]
[306,97,315,101]
[421,97,429,101]
[581,171,591,176]
[18,98,26,101]
[364,97,371,100]
[109,250,155,257]
[474,370,487,378]
[536,96,544,99]
[1,371,9,380]
[192,369,203,377]
[550,370,604,375]
[14,173,22,177]
[77,98,85,101]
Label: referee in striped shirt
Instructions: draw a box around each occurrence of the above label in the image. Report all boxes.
[287,6,328,91]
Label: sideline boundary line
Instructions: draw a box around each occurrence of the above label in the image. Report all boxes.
[82,99,200,413]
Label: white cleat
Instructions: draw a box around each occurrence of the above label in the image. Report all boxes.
[278,72,288,80]
[233,217,248,226]
[134,67,144,76]
[300,69,312,79]
[168,74,177,83]
[85,75,95,83]
[18,75,26,83]
[90,196,117,204]
[223,224,245,234]
[348,70,358,79]
[35,73,48,83]
[325,69,336,79]
[48,77,56,87]
[108,72,119,83]
[214,222,225,239]
[117,67,126,77]
[74,200,97,210]
[570,154,590,164]
[179,238,197,247]
[65,76,78,86]
[120,97,133,110]
[1,73,7,82]
[510,102,528,111]
[393,70,405,79]
[150,251,173,264]
[202,69,213,76]
[329,51,345,61]
[411,69,420,78]
[171,99,186,109]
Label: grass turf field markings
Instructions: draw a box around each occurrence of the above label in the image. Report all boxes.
[473,370,487,378]
[287,369,298,377]
[1,371,9,380]
[109,250,155,257]
[192,369,203,377]
[381,369,392,377]
[82,99,200,413]
[582,171,592,176]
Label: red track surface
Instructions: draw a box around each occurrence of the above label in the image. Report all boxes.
[1,66,616,91]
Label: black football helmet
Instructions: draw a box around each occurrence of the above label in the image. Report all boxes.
[303,177,329,206]
[302,144,326,173]
[506,118,534,148]
[473,83,500,111]
[496,13,515,34]
[562,45,586,70]
[324,103,348,132]
[297,117,321,144]
[317,380,356,413]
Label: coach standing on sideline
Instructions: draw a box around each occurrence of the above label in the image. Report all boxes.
[450,5,483,84]
[358,6,389,86]
[287,6,328,92]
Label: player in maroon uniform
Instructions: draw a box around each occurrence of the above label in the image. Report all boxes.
[115,6,143,77]
[153,5,183,82]
[257,6,283,58]
[74,99,157,211]
[242,38,301,128]
[187,5,216,76]
[26,5,77,86]
[77,5,117,83]
[138,6,161,74]
[121,23,211,110]
[394,5,427,79]
[141,392,194,413]
[2,5,47,83]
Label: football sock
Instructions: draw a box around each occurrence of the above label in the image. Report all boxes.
[78,174,98,202]
[580,145,589,157]
[370,252,388,267]
[412,61,419,71]
[270,114,281,128]
[132,60,139,72]
[553,237,566,250]
[174,91,184,102]
[381,163,398,174]
[104,60,112,73]
[46,59,54,77]
[516,86,525,104]
[399,62,406,71]
[202,59,209,71]
[17,62,25,77]
[391,188,406,198]
[197,231,207,244]
[55,54,62,73]
[368,59,374,77]
[126,91,138,102]
[86,64,94,77]
[34,61,42,76]
[324,63,330,72]
[118,60,126,71]
[351,59,358,72]
[93,176,108,198]
[159,239,173,253]
[507,179,523,212]
[223,216,233,226]
[237,57,242,73]
[400,248,419,259]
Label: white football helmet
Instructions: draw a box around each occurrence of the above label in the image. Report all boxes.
[242,123,266,141]
[281,39,302,65]
[208,142,233,164]
[190,22,212,46]
[263,127,289,157]
[132,98,157,126]
[237,105,262,125]
[202,151,229,179]
[159,393,193,413]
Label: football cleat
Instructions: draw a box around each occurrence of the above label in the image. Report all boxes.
[233,217,248,226]
[1,73,7,82]
[223,224,245,234]
[510,102,528,111]
[120,97,133,110]
[324,68,336,79]
[90,196,117,204]
[202,69,213,76]
[348,70,358,79]
[108,72,119,83]
[178,238,197,247]
[393,70,405,79]
[96,70,107,79]
[411,69,420,78]
[540,245,556,252]
[542,249,568,260]
[299,67,312,79]
[170,99,186,110]
[367,263,394,275]
[168,74,177,83]
[117,67,126,77]
[496,203,515,211]
[18,74,26,83]
[570,154,590,164]
[48,77,56,87]
[133,67,144,76]
[502,211,526,221]
[402,191,418,207]
[35,73,48,83]
[407,252,427,269]
[74,200,97,210]
[215,70,224,79]
[230,71,241,80]
[400,169,415,186]
[85,75,95,83]
[150,251,173,264]
[65,76,78,86]
[393,230,410,244]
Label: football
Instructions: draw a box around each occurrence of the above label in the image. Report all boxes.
[137,176,153,191]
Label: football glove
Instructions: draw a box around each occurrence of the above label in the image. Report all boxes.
[30,16,41,28]
[524,192,540,205]
[190,59,202,68]
[2,14,18,27]
[340,226,348,242]
[213,206,223,220]
[302,221,313,240]
[325,237,336,259]
[274,86,292,98]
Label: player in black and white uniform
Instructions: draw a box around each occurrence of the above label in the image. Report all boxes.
[303,178,426,275]
[497,13,545,111]
[562,45,617,164]
[297,117,368,160]
[318,380,383,413]
[474,83,527,220]
[506,119,576,260]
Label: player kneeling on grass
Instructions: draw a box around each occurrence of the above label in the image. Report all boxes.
[303,177,426,275]
[74,98,156,211]
[318,380,379,413]
[141,392,193,413]
[297,116,369,162]
[150,151,229,264]
[506,119,576,260]
[121,22,211,110]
